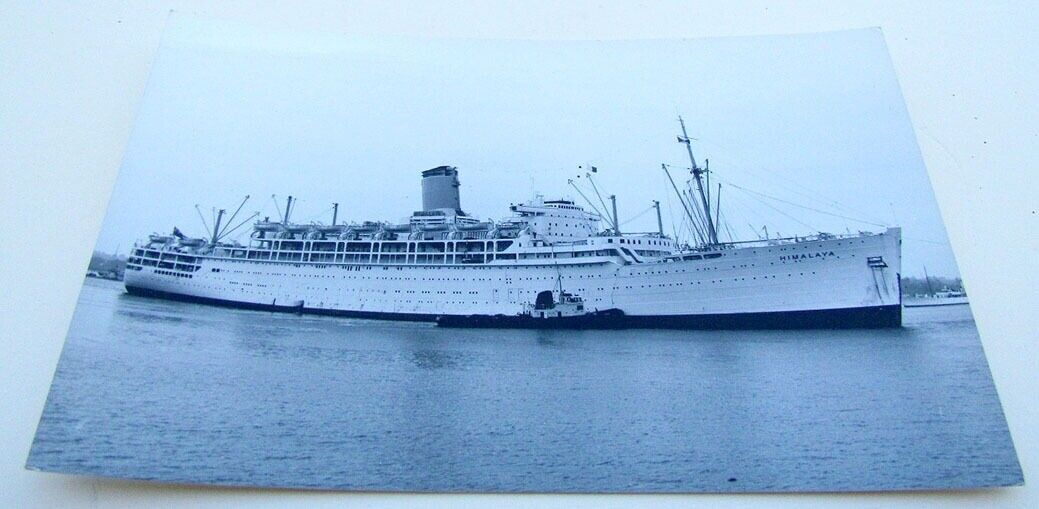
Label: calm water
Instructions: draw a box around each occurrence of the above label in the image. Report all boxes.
[28,278,1022,492]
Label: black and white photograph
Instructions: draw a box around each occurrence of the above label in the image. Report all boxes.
[21,14,1024,494]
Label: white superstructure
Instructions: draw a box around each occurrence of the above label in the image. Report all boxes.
[124,123,903,329]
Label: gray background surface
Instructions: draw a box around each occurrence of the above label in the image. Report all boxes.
[1,1,1035,507]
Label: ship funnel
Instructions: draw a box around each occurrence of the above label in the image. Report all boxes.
[421,166,461,211]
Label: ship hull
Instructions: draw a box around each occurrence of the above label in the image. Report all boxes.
[125,284,433,322]
[125,287,901,330]
[124,228,903,329]
[434,305,900,329]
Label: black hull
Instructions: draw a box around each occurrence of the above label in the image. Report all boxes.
[436,309,628,329]
[125,284,902,330]
[437,305,901,330]
[626,304,902,329]
[124,285,434,322]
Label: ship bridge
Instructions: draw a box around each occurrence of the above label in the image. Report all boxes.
[510,197,601,243]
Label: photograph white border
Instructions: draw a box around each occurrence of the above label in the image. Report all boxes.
[1,2,1034,507]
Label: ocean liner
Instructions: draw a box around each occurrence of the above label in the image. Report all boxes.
[124,119,902,329]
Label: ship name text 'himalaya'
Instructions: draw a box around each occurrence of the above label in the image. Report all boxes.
[124,119,902,329]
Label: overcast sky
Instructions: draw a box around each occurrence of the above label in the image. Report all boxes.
[95,16,960,277]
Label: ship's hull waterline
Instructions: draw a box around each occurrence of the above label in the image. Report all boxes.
[123,227,903,330]
[123,285,900,329]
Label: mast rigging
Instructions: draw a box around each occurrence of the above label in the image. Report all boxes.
[677,116,719,245]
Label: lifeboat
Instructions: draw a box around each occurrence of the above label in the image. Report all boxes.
[252,221,285,233]
[455,222,493,231]
[384,223,413,233]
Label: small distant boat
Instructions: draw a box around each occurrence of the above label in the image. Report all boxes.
[904,265,969,308]
[904,287,969,308]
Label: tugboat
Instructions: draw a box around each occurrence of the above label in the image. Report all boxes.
[527,288,586,318]
[436,283,625,329]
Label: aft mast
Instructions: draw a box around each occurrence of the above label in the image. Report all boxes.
[677,116,719,245]
[210,209,225,246]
